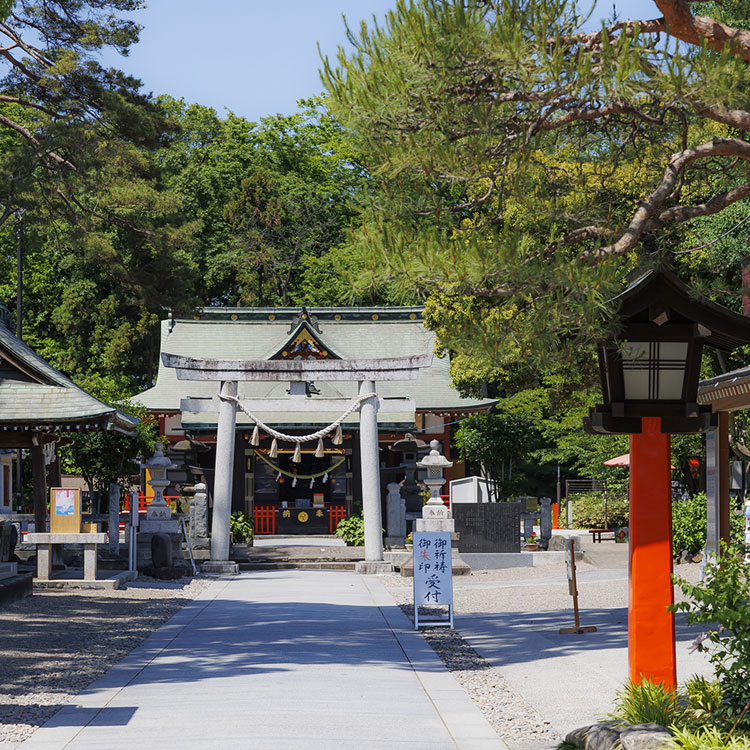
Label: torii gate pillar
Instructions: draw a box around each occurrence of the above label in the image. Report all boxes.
[211,380,238,564]
[359,380,383,565]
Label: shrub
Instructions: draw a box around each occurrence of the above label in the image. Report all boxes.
[672,493,708,557]
[571,492,628,529]
[230,511,253,543]
[335,514,365,546]
[672,492,746,557]
[666,726,750,750]
[607,679,687,728]
[671,545,750,732]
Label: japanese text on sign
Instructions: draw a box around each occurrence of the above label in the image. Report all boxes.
[413,532,453,606]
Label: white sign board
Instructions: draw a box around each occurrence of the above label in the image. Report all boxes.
[413,531,453,628]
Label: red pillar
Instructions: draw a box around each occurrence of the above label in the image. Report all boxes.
[629,417,676,688]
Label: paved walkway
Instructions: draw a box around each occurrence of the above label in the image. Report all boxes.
[19,571,502,750]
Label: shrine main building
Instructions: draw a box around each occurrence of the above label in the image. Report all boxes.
[136,306,492,533]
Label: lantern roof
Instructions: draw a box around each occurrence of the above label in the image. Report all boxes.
[613,268,750,351]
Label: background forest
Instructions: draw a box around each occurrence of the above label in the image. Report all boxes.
[3,0,750,500]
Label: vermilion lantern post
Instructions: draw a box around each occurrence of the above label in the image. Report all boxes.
[585,269,750,688]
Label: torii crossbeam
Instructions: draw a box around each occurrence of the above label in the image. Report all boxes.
[163,353,433,572]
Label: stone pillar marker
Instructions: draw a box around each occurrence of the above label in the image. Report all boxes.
[385,482,406,547]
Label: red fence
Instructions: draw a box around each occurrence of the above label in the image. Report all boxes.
[328,505,346,534]
[254,505,277,535]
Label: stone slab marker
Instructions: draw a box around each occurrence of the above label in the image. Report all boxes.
[108,483,120,555]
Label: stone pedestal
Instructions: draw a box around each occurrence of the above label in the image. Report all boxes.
[201,560,239,575]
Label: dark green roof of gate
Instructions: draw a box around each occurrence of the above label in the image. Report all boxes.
[136,306,494,427]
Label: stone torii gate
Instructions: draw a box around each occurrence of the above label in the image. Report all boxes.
[162,353,433,573]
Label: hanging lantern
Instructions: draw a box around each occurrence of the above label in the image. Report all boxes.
[269,438,278,458]
[333,424,343,445]
[292,442,302,463]
[250,424,260,446]
[315,437,325,458]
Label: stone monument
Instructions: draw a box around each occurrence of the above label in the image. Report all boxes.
[189,482,210,554]
[385,482,407,547]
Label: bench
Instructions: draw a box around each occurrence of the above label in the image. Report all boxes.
[25,532,108,581]
[588,528,615,543]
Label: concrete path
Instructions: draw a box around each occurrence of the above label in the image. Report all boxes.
[19,571,501,750]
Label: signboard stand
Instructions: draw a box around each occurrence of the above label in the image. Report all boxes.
[413,531,454,629]
[560,538,597,635]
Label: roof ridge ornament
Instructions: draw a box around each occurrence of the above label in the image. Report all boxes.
[287,305,321,334]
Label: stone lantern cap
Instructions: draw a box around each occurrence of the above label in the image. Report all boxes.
[140,442,177,471]
[391,432,428,453]
[417,439,453,470]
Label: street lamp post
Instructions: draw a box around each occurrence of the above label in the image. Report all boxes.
[585,269,750,688]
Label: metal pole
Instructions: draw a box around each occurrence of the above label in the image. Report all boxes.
[211,380,237,561]
[16,209,23,340]
[359,380,384,562]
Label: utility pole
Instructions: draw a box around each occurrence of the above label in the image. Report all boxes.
[16,208,23,339]
[15,209,24,511]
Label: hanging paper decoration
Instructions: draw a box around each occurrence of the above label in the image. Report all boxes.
[251,424,260,446]
[275,472,281,482]
[292,476,297,487]
[315,437,325,458]
[269,438,278,458]
[309,478,314,489]
[333,424,343,445]
[323,472,328,483]
[292,443,302,463]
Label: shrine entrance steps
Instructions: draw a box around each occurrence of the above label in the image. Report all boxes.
[230,536,365,571]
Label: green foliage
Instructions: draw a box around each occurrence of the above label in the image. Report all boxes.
[454,393,545,500]
[335,514,365,547]
[672,493,746,557]
[672,494,708,557]
[682,675,724,727]
[60,383,158,509]
[672,546,750,732]
[570,492,628,530]
[607,679,687,728]
[0,1,13,19]
[666,725,750,750]
[230,512,253,544]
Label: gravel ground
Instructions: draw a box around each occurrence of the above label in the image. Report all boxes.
[381,556,705,747]
[0,576,211,745]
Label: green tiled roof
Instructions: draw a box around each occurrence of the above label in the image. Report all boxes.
[135,307,494,427]
[0,325,139,432]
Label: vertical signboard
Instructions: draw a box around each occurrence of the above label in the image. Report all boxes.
[705,429,720,561]
[413,531,453,628]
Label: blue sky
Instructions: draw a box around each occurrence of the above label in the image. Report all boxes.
[100,0,661,123]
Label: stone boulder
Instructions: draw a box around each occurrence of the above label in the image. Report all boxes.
[585,721,621,750]
[619,724,672,750]
[548,534,581,552]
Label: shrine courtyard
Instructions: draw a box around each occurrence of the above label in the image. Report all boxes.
[1,536,711,750]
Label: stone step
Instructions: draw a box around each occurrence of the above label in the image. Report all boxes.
[237,561,357,571]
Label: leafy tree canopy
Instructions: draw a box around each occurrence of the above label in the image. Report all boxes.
[323,0,750,375]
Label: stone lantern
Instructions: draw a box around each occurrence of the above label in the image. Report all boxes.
[141,442,176,522]
[417,439,453,520]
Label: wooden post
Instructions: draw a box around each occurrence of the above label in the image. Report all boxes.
[560,538,596,634]
[629,417,676,688]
